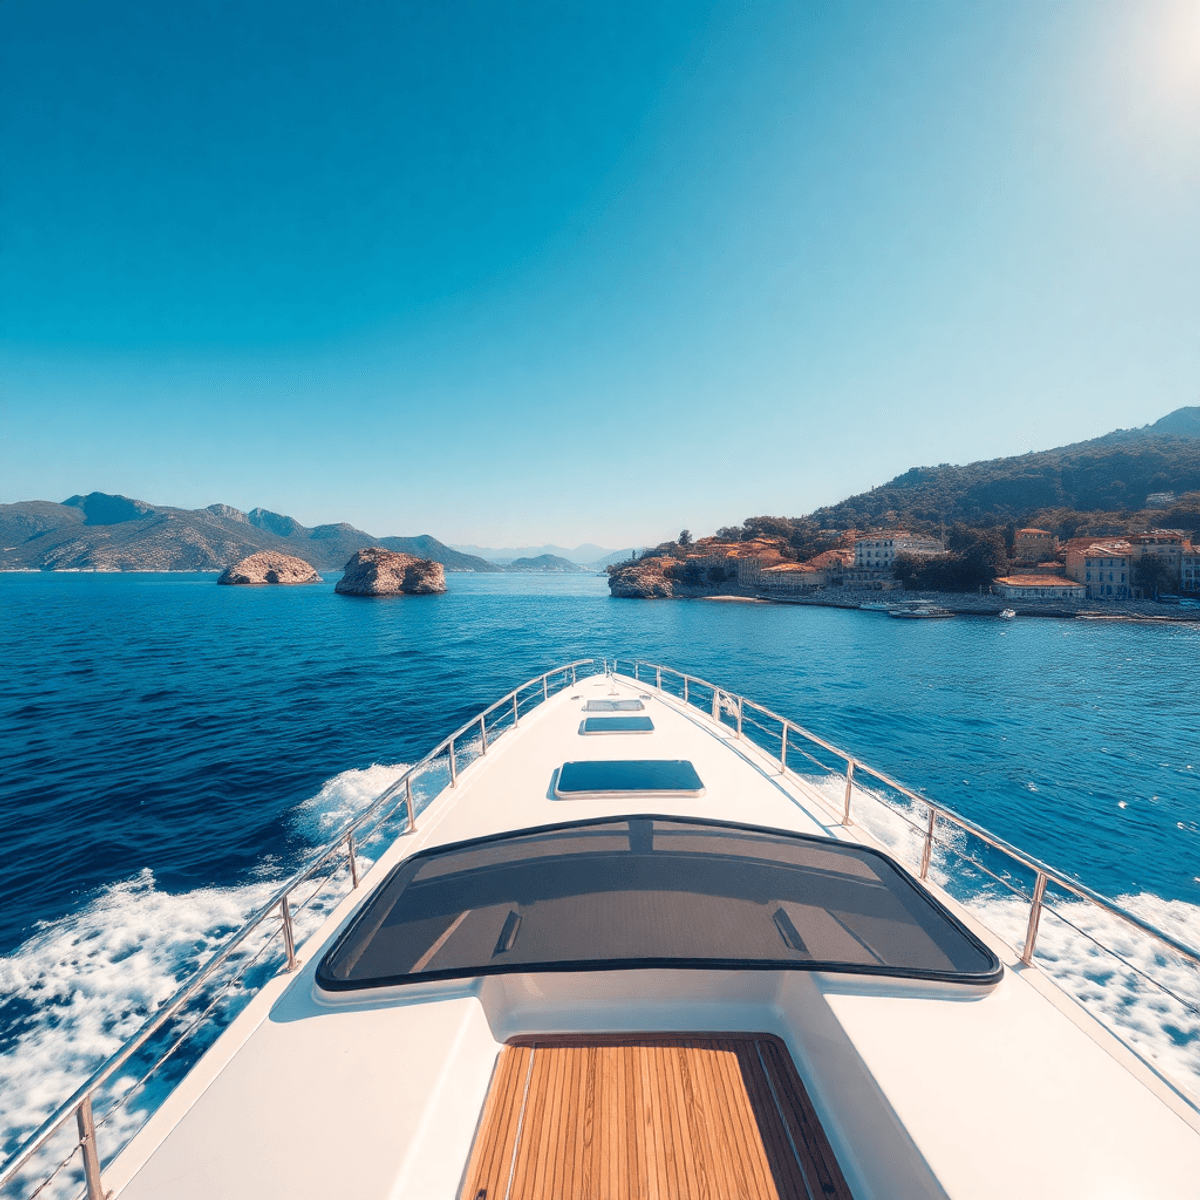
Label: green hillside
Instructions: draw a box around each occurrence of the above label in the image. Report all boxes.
[810,410,1200,533]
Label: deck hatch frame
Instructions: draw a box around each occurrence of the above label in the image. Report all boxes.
[554,759,703,797]
[580,716,655,735]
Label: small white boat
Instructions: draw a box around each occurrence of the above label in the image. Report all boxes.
[888,605,953,619]
[5,659,1198,1200]
[999,608,1017,620]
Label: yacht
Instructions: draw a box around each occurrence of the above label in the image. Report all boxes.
[887,605,953,620]
[3,660,1198,1199]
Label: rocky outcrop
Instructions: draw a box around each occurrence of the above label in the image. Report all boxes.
[335,547,446,596]
[607,558,677,598]
[217,552,322,585]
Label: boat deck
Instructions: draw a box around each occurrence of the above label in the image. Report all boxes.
[461,1034,852,1200]
[103,671,1200,1200]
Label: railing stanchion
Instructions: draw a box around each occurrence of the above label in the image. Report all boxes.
[712,688,720,723]
[346,831,359,888]
[780,723,788,773]
[635,662,640,682]
[572,665,577,685]
[543,675,549,702]
[280,895,299,972]
[479,715,488,754]
[512,692,519,727]
[656,666,662,691]
[920,809,936,879]
[842,761,855,826]
[1022,872,1049,965]
[683,676,689,704]
[449,738,457,787]
[76,1094,105,1200]
[405,775,415,832]
[736,696,743,739]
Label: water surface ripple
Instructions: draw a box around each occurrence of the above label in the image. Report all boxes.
[2,572,1198,952]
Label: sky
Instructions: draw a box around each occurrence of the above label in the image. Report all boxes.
[2,1,1199,546]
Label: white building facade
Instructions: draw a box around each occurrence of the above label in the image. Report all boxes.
[854,532,943,570]
[994,575,1085,601]
[1083,550,1132,600]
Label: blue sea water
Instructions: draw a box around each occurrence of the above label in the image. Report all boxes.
[1,570,1199,1156]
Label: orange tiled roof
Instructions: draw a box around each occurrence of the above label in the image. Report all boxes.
[996,575,1081,587]
[805,548,854,569]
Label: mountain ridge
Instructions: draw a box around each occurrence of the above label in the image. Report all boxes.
[808,407,1200,532]
[0,494,502,573]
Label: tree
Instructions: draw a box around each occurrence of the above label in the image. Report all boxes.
[678,530,692,547]
[1133,555,1173,599]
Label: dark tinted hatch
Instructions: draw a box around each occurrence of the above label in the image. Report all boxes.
[317,815,1002,991]
[581,716,655,734]
[555,760,703,797]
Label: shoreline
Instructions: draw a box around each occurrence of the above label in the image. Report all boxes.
[755,589,1200,623]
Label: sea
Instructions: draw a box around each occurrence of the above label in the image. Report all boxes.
[2,570,1199,1169]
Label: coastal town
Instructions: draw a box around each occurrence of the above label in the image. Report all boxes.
[608,522,1200,613]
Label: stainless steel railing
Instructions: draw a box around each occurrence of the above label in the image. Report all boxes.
[613,658,1200,971]
[0,659,597,1200]
[611,657,1200,1093]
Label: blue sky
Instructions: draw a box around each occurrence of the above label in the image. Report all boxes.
[2,1,1199,546]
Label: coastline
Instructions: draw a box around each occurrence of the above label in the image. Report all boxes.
[756,588,1200,622]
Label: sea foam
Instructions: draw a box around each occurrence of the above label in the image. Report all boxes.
[0,760,412,1189]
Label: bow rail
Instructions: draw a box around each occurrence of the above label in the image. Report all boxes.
[0,660,597,1200]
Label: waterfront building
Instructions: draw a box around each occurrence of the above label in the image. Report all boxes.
[1064,537,1130,588]
[758,547,855,592]
[994,575,1085,600]
[1075,545,1133,600]
[1182,545,1199,594]
[842,568,902,591]
[758,563,822,592]
[853,531,943,570]
[1013,528,1057,563]
[728,539,788,587]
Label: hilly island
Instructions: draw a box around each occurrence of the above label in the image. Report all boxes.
[608,407,1200,610]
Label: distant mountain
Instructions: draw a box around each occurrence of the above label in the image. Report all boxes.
[1145,406,1200,438]
[451,542,618,565]
[505,554,588,573]
[810,408,1200,531]
[0,493,501,573]
[377,534,502,573]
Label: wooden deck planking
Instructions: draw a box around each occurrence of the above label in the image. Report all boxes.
[458,1035,854,1200]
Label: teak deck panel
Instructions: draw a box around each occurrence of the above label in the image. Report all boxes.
[459,1034,853,1200]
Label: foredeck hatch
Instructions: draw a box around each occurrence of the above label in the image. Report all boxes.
[555,759,703,796]
[316,815,1002,990]
[581,716,655,734]
[584,699,645,711]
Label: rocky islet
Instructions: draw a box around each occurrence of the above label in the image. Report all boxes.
[217,551,322,585]
[334,547,447,596]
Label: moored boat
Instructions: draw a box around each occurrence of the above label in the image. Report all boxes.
[3,659,1197,1200]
